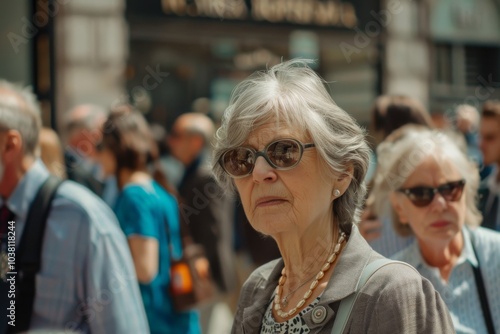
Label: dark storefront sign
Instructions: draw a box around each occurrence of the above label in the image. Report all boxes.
[125,0,379,126]
[127,0,377,29]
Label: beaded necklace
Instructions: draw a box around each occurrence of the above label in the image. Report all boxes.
[280,241,335,307]
[280,272,316,307]
[274,231,346,319]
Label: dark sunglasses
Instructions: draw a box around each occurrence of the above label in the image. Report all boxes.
[397,179,466,207]
[219,138,315,178]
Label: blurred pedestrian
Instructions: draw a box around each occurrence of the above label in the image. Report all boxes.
[455,104,482,166]
[150,122,185,188]
[478,100,500,231]
[213,60,453,333]
[372,124,500,333]
[97,107,200,334]
[168,112,237,332]
[0,80,148,333]
[63,104,107,196]
[360,95,434,256]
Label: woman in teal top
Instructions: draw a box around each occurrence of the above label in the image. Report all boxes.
[97,107,200,334]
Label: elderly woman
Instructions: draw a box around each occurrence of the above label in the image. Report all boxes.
[372,125,500,334]
[212,60,453,333]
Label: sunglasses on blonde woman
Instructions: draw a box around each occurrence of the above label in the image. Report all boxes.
[219,138,315,178]
[397,180,466,207]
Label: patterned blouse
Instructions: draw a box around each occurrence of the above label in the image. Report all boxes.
[260,295,321,334]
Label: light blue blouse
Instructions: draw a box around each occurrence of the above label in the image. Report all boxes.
[393,227,500,334]
[114,181,200,334]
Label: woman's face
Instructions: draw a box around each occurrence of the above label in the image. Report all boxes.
[233,121,336,237]
[391,155,466,245]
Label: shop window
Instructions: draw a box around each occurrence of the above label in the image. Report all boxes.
[434,43,500,88]
[435,44,453,85]
[465,46,500,87]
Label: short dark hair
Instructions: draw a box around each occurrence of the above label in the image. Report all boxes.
[102,106,157,178]
[371,95,434,141]
[482,100,500,119]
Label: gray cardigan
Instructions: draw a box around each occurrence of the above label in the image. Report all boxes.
[232,226,455,334]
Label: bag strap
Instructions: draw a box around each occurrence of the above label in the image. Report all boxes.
[469,232,495,334]
[163,203,189,261]
[11,176,62,333]
[331,259,409,334]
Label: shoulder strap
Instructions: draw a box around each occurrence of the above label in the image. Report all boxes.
[331,259,409,334]
[469,231,495,334]
[12,176,62,333]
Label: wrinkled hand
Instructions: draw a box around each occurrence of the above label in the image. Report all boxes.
[359,207,382,242]
[194,257,210,278]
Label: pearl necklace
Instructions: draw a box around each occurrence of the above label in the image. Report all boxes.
[274,232,346,319]
[280,272,316,307]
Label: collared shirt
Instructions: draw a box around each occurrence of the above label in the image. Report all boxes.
[0,160,149,333]
[393,227,500,334]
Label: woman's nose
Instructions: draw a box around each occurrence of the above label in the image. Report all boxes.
[429,192,447,212]
[252,156,277,183]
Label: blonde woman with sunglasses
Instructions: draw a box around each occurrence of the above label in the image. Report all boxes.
[372,125,500,334]
[212,60,453,333]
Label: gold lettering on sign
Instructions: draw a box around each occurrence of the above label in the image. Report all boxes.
[161,0,187,15]
[340,2,357,27]
[315,1,340,26]
[286,0,314,25]
[253,0,286,23]
[196,0,248,19]
[162,0,358,27]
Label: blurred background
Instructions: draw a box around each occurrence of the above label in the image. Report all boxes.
[2,0,499,131]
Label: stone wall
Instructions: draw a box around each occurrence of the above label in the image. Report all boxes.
[383,0,429,106]
[55,0,128,129]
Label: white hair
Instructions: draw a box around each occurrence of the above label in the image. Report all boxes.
[372,125,482,236]
[212,59,371,229]
[0,80,41,155]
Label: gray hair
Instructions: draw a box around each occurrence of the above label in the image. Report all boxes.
[64,104,108,137]
[212,59,371,229]
[372,125,482,236]
[0,80,41,156]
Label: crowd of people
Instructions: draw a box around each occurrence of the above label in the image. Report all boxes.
[1,58,499,333]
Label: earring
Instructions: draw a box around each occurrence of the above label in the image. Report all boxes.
[333,189,341,197]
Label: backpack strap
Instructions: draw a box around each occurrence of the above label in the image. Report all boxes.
[469,231,495,334]
[331,259,411,334]
[11,176,62,333]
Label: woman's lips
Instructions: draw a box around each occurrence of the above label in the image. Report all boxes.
[255,197,286,207]
[430,220,452,228]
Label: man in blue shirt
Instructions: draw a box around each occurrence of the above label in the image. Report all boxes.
[479,100,500,231]
[0,80,149,333]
